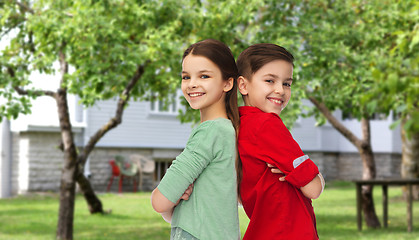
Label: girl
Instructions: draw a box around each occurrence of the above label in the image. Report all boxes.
[236,43,325,239]
[151,39,240,240]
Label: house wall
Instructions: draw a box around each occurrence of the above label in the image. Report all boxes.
[4,97,404,196]
[8,130,402,195]
[9,130,183,194]
[87,147,154,192]
[11,131,63,195]
[291,101,402,154]
[306,151,401,181]
[85,99,192,148]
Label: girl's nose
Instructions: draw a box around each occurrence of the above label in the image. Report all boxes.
[189,77,198,89]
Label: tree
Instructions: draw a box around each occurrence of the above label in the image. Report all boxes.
[0,1,261,239]
[364,0,419,199]
[0,0,205,239]
[246,0,413,228]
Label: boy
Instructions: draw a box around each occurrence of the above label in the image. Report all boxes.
[237,43,325,240]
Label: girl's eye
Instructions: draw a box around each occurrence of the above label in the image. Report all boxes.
[265,79,274,83]
[201,75,210,79]
[182,75,190,80]
[284,82,292,87]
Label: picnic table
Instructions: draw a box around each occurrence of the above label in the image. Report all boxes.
[353,178,419,232]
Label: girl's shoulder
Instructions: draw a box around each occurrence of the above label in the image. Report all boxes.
[190,118,234,140]
[187,118,234,148]
[197,118,233,131]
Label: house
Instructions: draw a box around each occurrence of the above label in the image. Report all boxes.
[0,94,402,198]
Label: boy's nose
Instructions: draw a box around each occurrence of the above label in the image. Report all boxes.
[274,85,284,95]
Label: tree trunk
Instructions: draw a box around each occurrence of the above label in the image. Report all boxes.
[358,119,380,228]
[55,88,79,240]
[74,64,146,214]
[55,50,79,240]
[308,97,381,228]
[76,170,104,214]
[401,118,419,200]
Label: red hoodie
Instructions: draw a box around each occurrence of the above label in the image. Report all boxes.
[239,106,319,240]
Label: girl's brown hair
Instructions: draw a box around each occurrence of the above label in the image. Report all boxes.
[183,39,241,193]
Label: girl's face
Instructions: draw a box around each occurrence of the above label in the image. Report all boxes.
[238,60,293,116]
[181,54,232,121]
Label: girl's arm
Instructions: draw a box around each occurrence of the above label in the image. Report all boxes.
[151,184,194,223]
[151,188,176,213]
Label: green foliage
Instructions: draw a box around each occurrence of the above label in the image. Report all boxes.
[246,0,418,128]
[363,1,419,135]
[2,0,417,130]
[0,0,263,124]
[1,0,199,107]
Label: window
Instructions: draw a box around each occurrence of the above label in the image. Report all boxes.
[154,160,173,182]
[371,113,388,121]
[149,91,181,115]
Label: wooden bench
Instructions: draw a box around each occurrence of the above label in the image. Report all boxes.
[353,178,419,232]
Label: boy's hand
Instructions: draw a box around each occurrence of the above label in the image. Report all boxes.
[267,163,286,182]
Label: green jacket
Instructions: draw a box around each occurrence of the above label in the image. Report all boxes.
[158,118,240,240]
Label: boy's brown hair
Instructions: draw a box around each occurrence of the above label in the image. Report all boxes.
[237,43,294,81]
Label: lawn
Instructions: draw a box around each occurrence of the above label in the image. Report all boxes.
[0,181,418,240]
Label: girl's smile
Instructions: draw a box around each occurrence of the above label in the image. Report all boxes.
[188,92,205,98]
[181,54,233,122]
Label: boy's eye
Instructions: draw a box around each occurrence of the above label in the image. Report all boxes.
[182,76,190,80]
[265,79,274,83]
[201,75,210,79]
[284,82,292,87]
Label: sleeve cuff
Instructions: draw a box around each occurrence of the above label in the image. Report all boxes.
[285,160,319,188]
[158,169,191,204]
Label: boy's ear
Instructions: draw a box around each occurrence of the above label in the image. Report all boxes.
[223,77,234,92]
[237,76,248,95]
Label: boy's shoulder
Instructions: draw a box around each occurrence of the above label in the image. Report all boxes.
[239,106,282,124]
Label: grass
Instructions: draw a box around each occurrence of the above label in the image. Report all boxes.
[0,181,418,240]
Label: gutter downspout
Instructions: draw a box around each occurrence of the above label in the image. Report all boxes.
[1,120,12,198]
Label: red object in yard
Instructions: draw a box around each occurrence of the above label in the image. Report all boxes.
[106,159,138,193]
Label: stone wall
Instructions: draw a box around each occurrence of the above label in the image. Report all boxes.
[86,147,156,192]
[308,151,401,181]
[9,131,403,195]
[12,131,63,195]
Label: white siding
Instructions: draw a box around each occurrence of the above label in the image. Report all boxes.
[85,99,192,148]
[291,117,320,150]
[291,111,401,154]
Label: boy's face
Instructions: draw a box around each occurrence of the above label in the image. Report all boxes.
[238,60,293,116]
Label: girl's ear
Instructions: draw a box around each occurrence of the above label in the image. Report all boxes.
[223,77,234,92]
[237,76,248,95]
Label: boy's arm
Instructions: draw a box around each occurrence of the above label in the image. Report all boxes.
[268,164,325,199]
[299,173,325,199]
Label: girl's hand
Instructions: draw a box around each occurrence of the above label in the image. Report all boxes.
[175,183,194,205]
[267,163,286,182]
[181,183,194,201]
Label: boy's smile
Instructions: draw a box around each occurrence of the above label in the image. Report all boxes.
[238,60,293,116]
